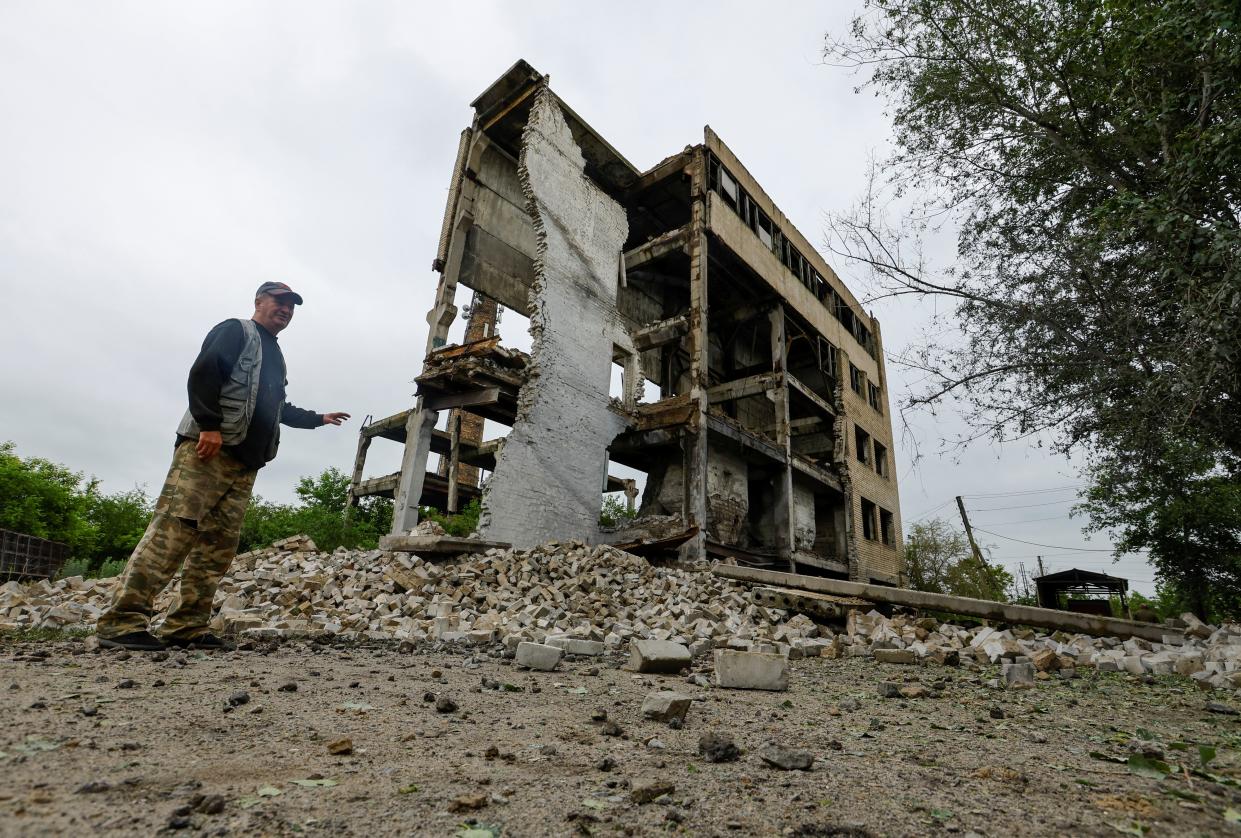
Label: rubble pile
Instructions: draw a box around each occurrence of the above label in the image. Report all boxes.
[841,609,1241,693]
[0,537,801,652]
[0,536,1237,696]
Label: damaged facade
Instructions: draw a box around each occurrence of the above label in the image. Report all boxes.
[348,60,904,584]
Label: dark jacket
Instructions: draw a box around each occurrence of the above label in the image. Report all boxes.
[176,318,321,470]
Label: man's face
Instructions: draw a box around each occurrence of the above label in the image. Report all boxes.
[253,293,296,334]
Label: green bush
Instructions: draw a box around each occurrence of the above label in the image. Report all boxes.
[599,494,637,527]
[1,441,153,574]
[420,499,481,537]
[237,467,393,552]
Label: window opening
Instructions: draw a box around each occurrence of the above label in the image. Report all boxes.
[868,382,883,414]
[849,363,864,395]
[860,497,877,541]
[873,442,888,477]
[854,424,871,465]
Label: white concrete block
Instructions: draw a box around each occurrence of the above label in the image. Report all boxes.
[515,641,563,672]
[630,639,691,673]
[714,649,789,691]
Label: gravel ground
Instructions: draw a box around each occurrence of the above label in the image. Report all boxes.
[1,632,1239,837]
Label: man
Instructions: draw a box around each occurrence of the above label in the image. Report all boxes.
[96,282,349,651]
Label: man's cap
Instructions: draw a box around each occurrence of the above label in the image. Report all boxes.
[255,281,304,305]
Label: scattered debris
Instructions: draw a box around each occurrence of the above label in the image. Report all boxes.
[630,779,675,804]
[760,744,814,771]
[699,732,741,763]
[641,691,692,724]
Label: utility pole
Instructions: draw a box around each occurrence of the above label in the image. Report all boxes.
[1037,555,1046,577]
[956,495,1001,598]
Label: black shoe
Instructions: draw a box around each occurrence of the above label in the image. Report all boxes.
[98,631,166,652]
[162,632,228,650]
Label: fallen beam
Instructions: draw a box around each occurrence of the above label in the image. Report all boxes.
[712,564,1179,643]
[754,586,869,621]
[379,534,510,557]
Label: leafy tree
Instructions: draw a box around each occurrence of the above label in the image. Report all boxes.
[904,517,1012,601]
[825,0,1241,459]
[825,0,1241,607]
[0,441,155,574]
[599,494,638,528]
[904,519,968,594]
[1080,435,1241,621]
[237,467,393,552]
[80,486,152,571]
[0,441,94,552]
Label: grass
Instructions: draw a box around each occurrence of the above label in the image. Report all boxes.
[0,626,92,646]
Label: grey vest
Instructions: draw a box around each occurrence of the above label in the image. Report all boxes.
[177,318,285,459]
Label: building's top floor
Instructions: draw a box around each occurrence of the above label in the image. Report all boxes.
[467,59,881,371]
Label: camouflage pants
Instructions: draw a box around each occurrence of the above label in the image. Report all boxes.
[96,441,256,640]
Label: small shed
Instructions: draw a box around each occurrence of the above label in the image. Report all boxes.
[1033,568,1128,616]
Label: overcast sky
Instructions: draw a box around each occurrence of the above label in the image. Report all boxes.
[0,1,1156,594]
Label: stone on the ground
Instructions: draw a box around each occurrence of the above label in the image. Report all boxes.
[515,641,562,672]
[630,779,675,804]
[1182,612,1214,640]
[448,793,487,813]
[641,691,692,723]
[874,648,916,665]
[714,649,789,691]
[760,744,814,771]
[327,737,353,755]
[545,636,606,656]
[630,639,691,674]
[1030,648,1059,672]
[699,732,741,763]
[1002,662,1035,688]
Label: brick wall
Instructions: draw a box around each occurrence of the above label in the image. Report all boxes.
[840,346,903,583]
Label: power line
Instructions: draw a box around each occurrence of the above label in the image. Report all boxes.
[971,525,1146,553]
[984,513,1077,526]
[969,498,1077,512]
[962,484,1083,499]
[907,498,956,522]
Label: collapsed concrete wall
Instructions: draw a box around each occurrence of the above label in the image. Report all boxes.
[639,448,750,545]
[792,483,816,552]
[478,87,631,548]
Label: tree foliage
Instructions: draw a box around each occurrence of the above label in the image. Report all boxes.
[0,441,94,552]
[419,499,482,538]
[826,0,1241,458]
[1080,434,1241,621]
[599,494,639,528]
[826,1,1241,611]
[238,467,393,553]
[0,441,150,573]
[904,518,1012,601]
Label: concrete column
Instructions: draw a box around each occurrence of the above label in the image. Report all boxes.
[768,304,795,570]
[682,150,710,560]
[623,478,639,513]
[392,407,437,534]
[343,432,372,524]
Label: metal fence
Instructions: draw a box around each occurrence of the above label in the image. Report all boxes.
[0,529,69,582]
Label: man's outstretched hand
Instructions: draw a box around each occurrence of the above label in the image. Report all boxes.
[323,412,351,426]
[196,430,223,461]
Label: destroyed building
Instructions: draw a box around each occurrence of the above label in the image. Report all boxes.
[348,60,903,584]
